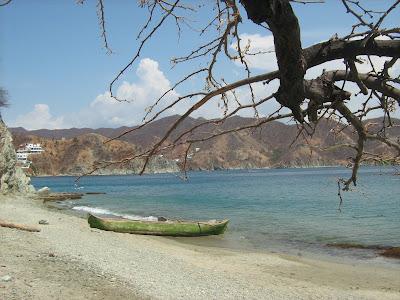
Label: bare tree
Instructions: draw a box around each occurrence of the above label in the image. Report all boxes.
[0,88,9,120]
[4,1,396,193]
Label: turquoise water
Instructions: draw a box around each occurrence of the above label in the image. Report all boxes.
[31,167,400,259]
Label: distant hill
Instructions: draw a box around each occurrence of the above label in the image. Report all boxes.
[10,116,399,176]
[11,133,178,176]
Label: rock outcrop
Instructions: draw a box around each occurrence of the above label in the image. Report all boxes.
[0,120,35,194]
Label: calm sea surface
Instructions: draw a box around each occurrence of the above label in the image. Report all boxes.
[31,167,400,262]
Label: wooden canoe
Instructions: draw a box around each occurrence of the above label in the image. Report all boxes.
[87,214,229,237]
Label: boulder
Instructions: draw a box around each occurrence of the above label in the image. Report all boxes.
[37,186,51,195]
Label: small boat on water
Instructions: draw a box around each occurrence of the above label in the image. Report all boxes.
[87,214,229,237]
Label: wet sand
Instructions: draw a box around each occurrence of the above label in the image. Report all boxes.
[1,195,399,299]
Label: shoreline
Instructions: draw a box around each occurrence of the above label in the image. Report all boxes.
[167,233,400,270]
[28,164,400,178]
[1,194,399,299]
[49,194,400,267]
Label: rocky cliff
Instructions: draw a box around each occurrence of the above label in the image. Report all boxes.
[0,120,35,194]
[12,133,178,176]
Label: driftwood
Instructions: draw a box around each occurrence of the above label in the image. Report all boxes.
[39,192,84,202]
[85,192,106,195]
[0,220,41,232]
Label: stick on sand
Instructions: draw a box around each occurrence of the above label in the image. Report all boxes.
[0,220,41,232]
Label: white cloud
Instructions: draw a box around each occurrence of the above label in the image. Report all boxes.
[76,58,183,128]
[13,104,65,130]
[13,58,187,129]
[191,78,282,120]
[230,33,277,71]
[12,50,399,130]
[187,33,279,119]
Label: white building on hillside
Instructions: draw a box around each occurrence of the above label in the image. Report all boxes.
[22,143,44,153]
[16,152,29,162]
[16,143,45,167]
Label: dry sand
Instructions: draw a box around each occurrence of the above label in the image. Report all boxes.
[0,195,399,300]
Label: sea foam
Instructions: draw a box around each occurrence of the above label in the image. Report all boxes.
[72,206,158,221]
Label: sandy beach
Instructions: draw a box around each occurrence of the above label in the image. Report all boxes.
[0,195,399,300]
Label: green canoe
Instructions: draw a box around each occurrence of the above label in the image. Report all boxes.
[87,214,229,237]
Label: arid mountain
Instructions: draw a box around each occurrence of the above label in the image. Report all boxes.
[11,133,178,176]
[10,116,399,176]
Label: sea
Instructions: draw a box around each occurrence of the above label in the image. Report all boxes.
[31,166,400,265]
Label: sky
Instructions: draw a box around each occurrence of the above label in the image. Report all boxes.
[0,0,399,130]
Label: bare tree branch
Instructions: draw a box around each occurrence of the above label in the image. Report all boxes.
[78,0,400,198]
[0,0,12,6]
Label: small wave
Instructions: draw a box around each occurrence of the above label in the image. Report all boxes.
[352,214,385,219]
[72,206,159,222]
[73,206,113,215]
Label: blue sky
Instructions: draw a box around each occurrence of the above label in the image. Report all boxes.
[1,1,399,129]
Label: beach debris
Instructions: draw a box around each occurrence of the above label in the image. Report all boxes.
[39,192,84,202]
[24,281,33,287]
[38,220,49,225]
[327,243,400,259]
[0,275,12,282]
[380,247,400,259]
[0,219,41,232]
[48,253,56,257]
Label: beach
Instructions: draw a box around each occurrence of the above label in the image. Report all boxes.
[1,195,399,300]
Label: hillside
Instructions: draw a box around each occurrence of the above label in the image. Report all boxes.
[12,133,178,176]
[11,116,399,176]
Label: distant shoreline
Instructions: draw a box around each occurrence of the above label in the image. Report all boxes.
[28,164,399,178]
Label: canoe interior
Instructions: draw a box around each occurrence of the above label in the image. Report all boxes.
[87,214,229,237]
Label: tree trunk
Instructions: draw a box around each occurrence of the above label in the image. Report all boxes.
[240,0,305,122]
